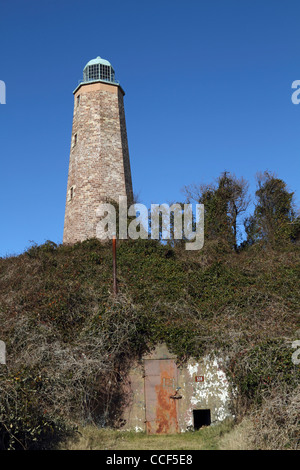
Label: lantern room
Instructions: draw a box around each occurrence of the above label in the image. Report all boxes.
[82,56,117,84]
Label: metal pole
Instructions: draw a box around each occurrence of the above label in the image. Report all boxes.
[112,233,118,295]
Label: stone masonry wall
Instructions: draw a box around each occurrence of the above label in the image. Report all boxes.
[63,81,133,244]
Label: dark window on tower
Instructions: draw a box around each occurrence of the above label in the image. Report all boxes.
[69,185,75,201]
[77,95,80,106]
[73,134,77,146]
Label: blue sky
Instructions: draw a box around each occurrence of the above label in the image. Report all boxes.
[0,0,300,256]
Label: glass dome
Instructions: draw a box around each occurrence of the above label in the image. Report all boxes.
[82,56,117,84]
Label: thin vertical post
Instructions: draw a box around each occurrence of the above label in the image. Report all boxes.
[112,234,118,295]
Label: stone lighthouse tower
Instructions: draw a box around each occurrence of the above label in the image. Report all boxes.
[63,56,133,244]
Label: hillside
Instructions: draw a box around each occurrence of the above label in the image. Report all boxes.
[0,238,299,449]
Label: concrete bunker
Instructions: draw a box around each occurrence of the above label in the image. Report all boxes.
[122,343,232,434]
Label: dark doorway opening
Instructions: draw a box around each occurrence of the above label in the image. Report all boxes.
[193,409,211,430]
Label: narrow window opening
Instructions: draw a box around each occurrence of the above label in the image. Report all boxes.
[68,185,75,202]
[73,133,77,146]
[193,409,211,430]
[77,95,80,106]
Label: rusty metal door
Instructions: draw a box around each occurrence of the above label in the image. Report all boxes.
[144,359,179,434]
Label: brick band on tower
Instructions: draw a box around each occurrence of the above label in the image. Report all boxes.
[63,56,133,244]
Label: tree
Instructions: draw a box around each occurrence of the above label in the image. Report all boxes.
[252,171,298,246]
[183,171,250,251]
[217,172,250,252]
[243,215,260,247]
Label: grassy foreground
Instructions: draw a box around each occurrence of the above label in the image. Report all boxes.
[62,419,252,450]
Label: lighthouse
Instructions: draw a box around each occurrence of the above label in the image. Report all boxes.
[63,56,133,244]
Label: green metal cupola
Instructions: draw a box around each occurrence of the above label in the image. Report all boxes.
[82,56,117,84]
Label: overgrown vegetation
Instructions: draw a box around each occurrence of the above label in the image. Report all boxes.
[0,171,299,449]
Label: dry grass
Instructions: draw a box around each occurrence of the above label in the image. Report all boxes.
[249,385,300,450]
[219,418,253,450]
